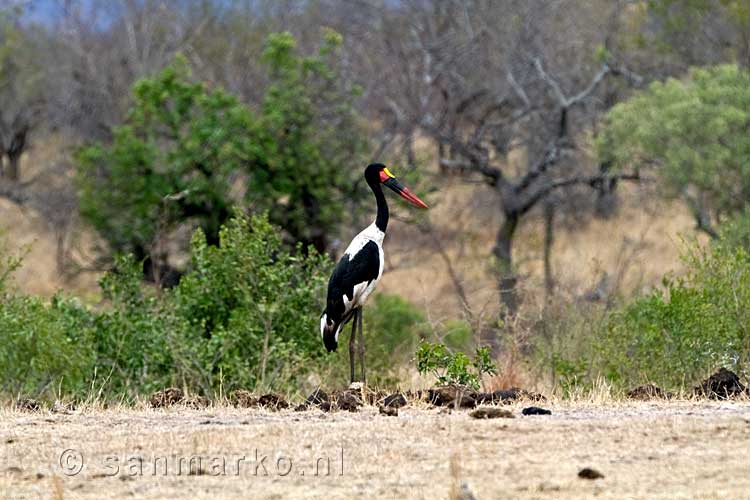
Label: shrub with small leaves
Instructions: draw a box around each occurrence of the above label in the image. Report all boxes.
[592,241,750,389]
[415,342,497,390]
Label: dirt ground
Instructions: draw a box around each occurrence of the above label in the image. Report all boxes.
[3,400,750,499]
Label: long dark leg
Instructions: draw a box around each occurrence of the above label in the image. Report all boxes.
[357,307,366,384]
[349,309,358,384]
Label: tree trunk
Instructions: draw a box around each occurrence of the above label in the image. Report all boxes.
[438,141,446,173]
[0,154,4,177]
[494,212,519,316]
[543,202,555,301]
[403,131,416,166]
[7,152,21,182]
[483,210,520,355]
[7,125,28,182]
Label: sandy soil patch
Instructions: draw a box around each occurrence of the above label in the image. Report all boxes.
[2,401,750,499]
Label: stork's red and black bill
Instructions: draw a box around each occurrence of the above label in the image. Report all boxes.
[380,167,429,209]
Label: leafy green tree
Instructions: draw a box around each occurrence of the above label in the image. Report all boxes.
[77,31,366,282]
[0,293,95,397]
[166,213,331,393]
[76,58,261,282]
[600,64,750,237]
[719,207,750,250]
[249,30,367,251]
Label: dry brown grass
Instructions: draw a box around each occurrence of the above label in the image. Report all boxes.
[3,400,750,499]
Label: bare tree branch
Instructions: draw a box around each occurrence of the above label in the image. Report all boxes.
[520,172,646,215]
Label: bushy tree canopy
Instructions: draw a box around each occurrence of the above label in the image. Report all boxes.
[76,58,258,268]
[76,31,366,281]
[601,64,750,236]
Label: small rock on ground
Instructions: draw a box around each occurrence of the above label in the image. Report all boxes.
[148,388,185,408]
[333,391,362,412]
[522,406,551,416]
[578,467,604,480]
[16,398,42,412]
[469,406,514,419]
[257,393,289,410]
[229,389,257,408]
[183,395,210,409]
[428,386,478,408]
[383,393,408,409]
[228,391,288,410]
[627,383,672,400]
[379,405,398,416]
[694,368,747,399]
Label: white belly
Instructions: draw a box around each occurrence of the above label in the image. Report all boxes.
[343,244,384,312]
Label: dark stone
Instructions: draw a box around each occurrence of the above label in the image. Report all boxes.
[428,385,478,408]
[334,391,362,412]
[305,388,330,406]
[148,388,184,408]
[229,390,257,408]
[627,384,672,400]
[319,401,332,412]
[383,393,408,409]
[257,393,289,410]
[469,406,514,419]
[522,406,551,416]
[578,467,604,480]
[694,368,747,399]
[379,405,398,416]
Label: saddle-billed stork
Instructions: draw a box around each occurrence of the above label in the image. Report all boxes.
[320,163,428,383]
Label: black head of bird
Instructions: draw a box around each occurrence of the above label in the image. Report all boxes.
[363,163,429,209]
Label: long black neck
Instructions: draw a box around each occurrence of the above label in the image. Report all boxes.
[372,182,389,232]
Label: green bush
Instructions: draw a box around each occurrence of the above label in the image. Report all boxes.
[719,207,750,251]
[165,213,330,393]
[415,341,496,390]
[0,213,333,400]
[592,242,750,389]
[0,294,95,397]
[92,255,174,394]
